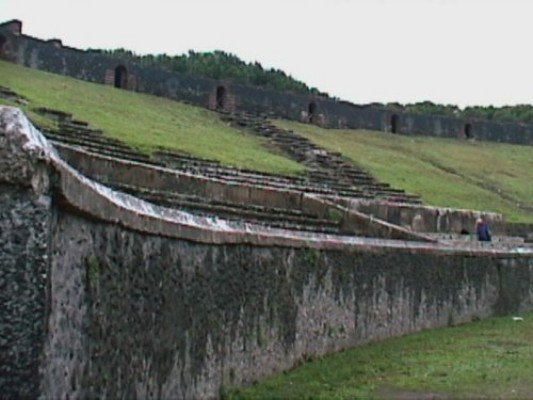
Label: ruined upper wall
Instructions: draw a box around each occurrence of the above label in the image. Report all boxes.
[1,20,532,146]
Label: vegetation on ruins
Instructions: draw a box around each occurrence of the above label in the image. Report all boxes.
[224,312,533,399]
[90,48,328,97]
[384,100,533,124]
[1,60,532,223]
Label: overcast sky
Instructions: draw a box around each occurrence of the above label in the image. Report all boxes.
[2,0,533,108]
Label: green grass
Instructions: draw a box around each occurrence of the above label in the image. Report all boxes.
[0,61,304,175]
[225,312,533,399]
[275,120,533,223]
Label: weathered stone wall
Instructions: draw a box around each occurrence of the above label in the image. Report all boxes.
[40,210,533,399]
[2,21,533,145]
[0,102,56,399]
[0,185,51,399]
[2,174,532,399]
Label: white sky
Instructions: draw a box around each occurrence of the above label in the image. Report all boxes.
[2,0,533,108]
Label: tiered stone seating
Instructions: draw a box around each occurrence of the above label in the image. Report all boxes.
[34,109,162,166]
[0,86,29,105]
[28,103,420,234]
[152,149,380,200]
[107,182,342,234]
[222,112,423,204]
[2,87,525,244]
[29,108,348,234]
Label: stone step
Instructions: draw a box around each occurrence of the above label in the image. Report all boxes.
[112,183,318,218]
[48,135,151,160]
[380,196,423,204]
[57,125,104,136]
[231,115,422,203]
[61,119,90,128]
[154,150,222,168]
[52,140,162,166]
[155,161,312,188]
[33,107,72,121]
[45,129,136,151]
[109,183,341,234]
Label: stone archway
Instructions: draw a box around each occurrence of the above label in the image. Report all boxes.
[0,35,6,59]
[390,114,399,133]
[464,123,473,139]
[216,85,227,110]
[114,65,128,89]
[308,102,317,123]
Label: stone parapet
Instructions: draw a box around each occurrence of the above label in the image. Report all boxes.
[342,198,506,235]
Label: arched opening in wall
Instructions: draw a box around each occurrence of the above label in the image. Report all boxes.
[216,86,227,110]
[114,65,128,89]
[390,114,399,133]
[464,123,473,139]
[0,35,6,59]
[308,102,317,123]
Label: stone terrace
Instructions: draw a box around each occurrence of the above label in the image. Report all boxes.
[26,104,532,247]
[195,112,422,205]
[32,108,348,234]
[0,98,525,246]
[24,102,423,234]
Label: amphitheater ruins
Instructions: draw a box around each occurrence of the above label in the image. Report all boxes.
[1,19,532,399]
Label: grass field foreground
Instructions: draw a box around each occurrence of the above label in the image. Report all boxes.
[225,312,533,399]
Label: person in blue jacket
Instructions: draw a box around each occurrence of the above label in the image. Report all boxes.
[475,217,491,242]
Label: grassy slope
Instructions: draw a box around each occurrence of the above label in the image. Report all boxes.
[0,61,304,176]
[275,119,533,223]
[1,60,532,222]
[226,312,533,400]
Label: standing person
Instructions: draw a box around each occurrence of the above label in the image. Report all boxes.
[475,217,491,242]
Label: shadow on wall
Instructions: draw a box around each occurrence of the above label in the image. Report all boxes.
[114,65,128,89]
[464,123,473,139]
[308,102,317,123]
[0,35,6,59]
[390,114,399,134]
[216,85,227,111]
